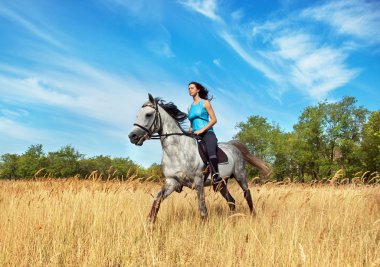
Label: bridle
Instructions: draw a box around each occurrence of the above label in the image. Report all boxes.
[133,102,192,140]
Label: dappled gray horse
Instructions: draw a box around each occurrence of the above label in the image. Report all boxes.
[128,94,271,223]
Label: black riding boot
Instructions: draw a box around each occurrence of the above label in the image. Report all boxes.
[209,157,222,190]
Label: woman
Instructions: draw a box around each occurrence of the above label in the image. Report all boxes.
[188,81,221,187]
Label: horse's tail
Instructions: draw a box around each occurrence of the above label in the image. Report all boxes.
[229,140,272,179]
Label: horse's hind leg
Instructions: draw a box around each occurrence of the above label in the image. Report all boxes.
[235,171,256,215]
[219,182,236,212]
[148,180,178,224]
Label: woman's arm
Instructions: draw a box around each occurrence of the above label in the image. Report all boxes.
[188,105,193,133]
[194,100,217,135]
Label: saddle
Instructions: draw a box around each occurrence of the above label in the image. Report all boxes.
[197,140,229,166]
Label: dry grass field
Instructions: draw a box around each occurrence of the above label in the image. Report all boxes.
[0,178,379,267]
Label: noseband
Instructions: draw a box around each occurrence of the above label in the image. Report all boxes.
[133,102,191,140]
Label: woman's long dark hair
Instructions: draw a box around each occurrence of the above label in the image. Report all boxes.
[189,81,213,101]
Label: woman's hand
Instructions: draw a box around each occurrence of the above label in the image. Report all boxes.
[194,129,204,135]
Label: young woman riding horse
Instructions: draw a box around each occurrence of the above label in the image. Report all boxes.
[128,92,272,224]
[188,82,222,188]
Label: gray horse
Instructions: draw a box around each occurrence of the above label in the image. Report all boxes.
[128,94,271,223]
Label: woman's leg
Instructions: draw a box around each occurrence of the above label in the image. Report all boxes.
[202,131,220,184]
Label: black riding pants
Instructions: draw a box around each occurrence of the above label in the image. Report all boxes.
[200,131,219,174]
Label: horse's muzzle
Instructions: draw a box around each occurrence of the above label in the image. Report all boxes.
[128,131,147,146]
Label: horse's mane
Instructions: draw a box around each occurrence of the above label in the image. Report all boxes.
[154,97,189,130]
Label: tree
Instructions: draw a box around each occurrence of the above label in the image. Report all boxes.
[78,155,112,178]
[16,144,46,178]
[292,97,368,180]
[362,110,380,173]
[322,97,368,177]
[145,163,164,181]
[234,115,289,180]
[235,97,370,181]
[78,156,142,179]
[235,115,275,161]
[292,104,325,180]
[46,145,83,177]
[0,153,19,179]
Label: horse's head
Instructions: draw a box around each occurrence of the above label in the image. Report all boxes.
[128,93,161,146]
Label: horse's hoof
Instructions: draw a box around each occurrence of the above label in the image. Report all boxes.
[146,218,156,230]
[200,214,208,222]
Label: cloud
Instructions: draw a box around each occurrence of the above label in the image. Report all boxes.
[0,108,29,118]
[101,0,163,21]
[301,0,380,45]
[0,59,180,166]
[231,9,244,21]
[0,117,48,142]
[0,58,149,130]
[272,33,312,60]
[189,1,362,100]
[212,58,221,67]
[271,32,359,99]
[219,31,283,83]
[0,2,184,166]
[0,50,195,166]
[178,0,221,21]
[145,40,175,58]
[0,4,66,49]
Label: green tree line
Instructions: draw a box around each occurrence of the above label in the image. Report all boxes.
[235,96,380,182]
[0,145,163,180]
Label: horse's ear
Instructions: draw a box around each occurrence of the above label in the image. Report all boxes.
[148,93,154,104]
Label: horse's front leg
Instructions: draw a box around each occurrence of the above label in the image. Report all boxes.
[195,177,208,220]
[148,178,179,224]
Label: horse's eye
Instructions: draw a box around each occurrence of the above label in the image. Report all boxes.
[146,113,153,117]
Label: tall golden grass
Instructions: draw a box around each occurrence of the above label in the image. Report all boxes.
[0,178,379,266]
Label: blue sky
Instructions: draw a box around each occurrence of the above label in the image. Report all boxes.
[0,0,379,167]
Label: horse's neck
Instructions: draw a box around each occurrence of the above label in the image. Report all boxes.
[159,107,194,158]
[159,106,181,136]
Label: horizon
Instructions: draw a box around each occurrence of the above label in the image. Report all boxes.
[1,0,379,167]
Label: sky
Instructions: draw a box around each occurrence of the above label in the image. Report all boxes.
[0,0,379,167]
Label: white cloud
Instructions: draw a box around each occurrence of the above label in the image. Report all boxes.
[0,4,66,49]
[175,0,364,102]
[0,1,183,166]
[252,20,285,38]
[0,59,149,130]
[302,0,380,45]
[178,0,221,21]
[101,0,163,21]
[271,32,359,99]
[146,40,175,58]
[219,31,282,83]
[0,108,29,118]
[212,58,221,67]
[0,55,193,167]
[273,33,312,60]
[231,9,244,21]
[210,2,362,101]
[0,117,48,142]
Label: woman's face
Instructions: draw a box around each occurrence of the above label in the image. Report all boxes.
[188,83,200,97]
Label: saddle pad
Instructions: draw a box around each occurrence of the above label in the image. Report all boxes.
[217,147,228,164]
[197,141,228,165]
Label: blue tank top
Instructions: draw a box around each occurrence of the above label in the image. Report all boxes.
[188,99,214,132]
